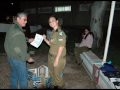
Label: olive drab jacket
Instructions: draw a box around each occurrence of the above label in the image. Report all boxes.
[49,28,66,57]
[4,21,30,61]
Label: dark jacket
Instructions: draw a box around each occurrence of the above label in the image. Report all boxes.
[4,21,30,61]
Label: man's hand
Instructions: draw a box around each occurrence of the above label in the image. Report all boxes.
[27,57,34,64]
[28,38,34,43]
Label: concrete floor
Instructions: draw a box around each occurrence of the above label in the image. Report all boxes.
[0,51,96,89]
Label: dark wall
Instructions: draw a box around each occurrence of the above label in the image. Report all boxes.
[103,10,120,28]
[20,1,91,27]
[20,1,120,28]
[0,1,20,22]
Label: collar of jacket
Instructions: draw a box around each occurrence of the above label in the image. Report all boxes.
[54,26,61,32]
[13,21,24,32]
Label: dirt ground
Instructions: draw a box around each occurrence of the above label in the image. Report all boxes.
[0,50,96,89]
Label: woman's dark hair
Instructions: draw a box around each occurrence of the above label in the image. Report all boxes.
[84,28,94,39]
[49,15,62,26]
[49,15,58,21]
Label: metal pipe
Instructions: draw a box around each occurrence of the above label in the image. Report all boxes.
[102,1,116,65]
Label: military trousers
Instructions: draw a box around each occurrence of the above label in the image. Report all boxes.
[48,53,66,88]
[74,46,90,64]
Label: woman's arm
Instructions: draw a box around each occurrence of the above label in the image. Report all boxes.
[43,34,51,46]
[85,34,93,48]
[54,46,64,67]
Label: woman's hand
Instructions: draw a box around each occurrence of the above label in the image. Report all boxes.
[42,34,51,46]
[42,34,46,40]
[28,38,34,43]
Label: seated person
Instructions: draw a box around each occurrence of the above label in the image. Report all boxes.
[74,28,94,65]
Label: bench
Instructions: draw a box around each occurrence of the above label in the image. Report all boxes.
[80,50,118,89]
[80,50,102,79]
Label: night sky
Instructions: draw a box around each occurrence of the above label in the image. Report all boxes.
[0,1,20,22]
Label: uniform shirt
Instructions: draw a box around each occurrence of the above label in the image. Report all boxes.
[4,21,30,61]
[79,34,93,48]
[49,28,66,57]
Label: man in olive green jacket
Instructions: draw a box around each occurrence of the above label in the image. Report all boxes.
[4,12,34,89]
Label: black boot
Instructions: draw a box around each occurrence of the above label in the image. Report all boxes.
[54,86,58,89]
[54,86,63,89]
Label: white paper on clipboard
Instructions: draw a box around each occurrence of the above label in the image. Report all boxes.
[30,33,43,48]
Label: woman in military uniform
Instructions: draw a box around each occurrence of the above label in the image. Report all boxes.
[43,15,66,89]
